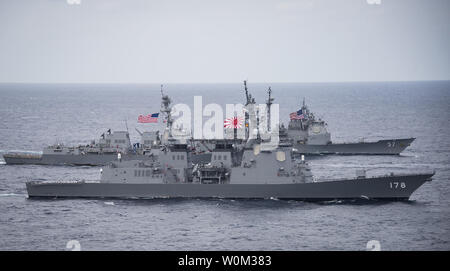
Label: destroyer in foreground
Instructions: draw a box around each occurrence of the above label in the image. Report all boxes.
[26,142,434,201]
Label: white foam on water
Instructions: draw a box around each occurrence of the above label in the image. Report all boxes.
[20,116,41,120]
[0,193,26,197]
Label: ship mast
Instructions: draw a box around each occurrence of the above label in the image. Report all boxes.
[300,97,306,130]
[243,80,254,140]
[160,84,173,139]
[244,80,250,106]
[266,87,274,132]
[243,80,255,106]
[242,80,259,141]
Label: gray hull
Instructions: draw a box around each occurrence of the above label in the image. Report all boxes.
[296,138,415,155]
[26,173,433,201]
[3,153,152,166]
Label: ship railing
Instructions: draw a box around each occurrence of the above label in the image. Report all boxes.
[3,150,42,159]
[28,179,101,185]
[317,171,435,183]
[28,180,83,185]
[5,150,43,155]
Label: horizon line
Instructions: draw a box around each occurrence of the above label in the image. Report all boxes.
[0,79,449,85]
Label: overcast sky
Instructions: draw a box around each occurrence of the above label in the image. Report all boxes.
[0,0,449,83]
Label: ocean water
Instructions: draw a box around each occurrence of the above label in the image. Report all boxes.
[0,81,449,250]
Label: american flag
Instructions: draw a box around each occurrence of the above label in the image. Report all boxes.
[138,113,159,123]
[224,116,243,129]
[290,109,304,120]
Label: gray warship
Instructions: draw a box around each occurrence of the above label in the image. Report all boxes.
[6,82,413,167]
[3,88,210,166]
[26,89,433,201]
[3,129,159,166]
[25,142,433,201]
[282,94,414,155]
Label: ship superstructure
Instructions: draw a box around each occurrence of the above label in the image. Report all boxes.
[285,99,414,155]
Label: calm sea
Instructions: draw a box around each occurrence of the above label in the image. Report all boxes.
[0,81,449,250]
